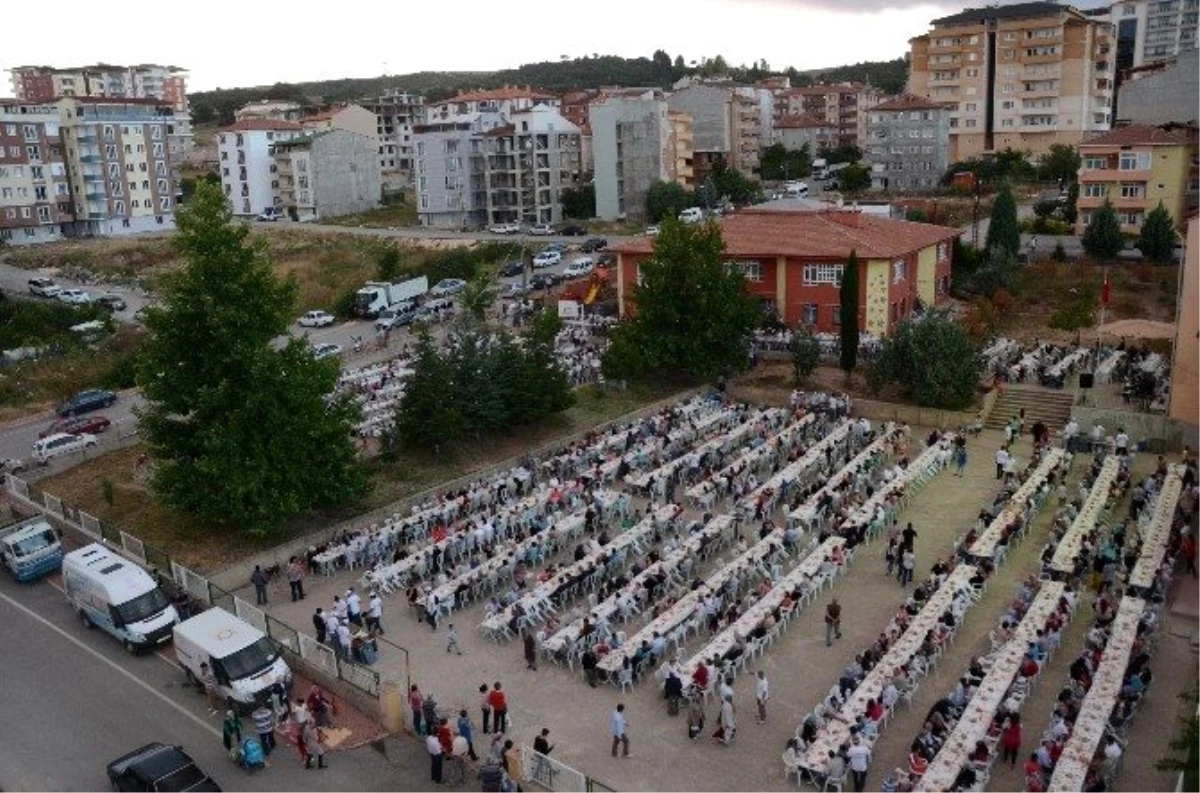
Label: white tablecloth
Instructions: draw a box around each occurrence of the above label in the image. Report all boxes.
[787,426,902,529]
[1050,456,1120,574]
[968,448,1068,559]
[1129,465,1183,589]
[738,419,857,514]
[684,413,813,502]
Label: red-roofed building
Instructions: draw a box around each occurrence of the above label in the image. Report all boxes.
[773,114,837,153]
[771,83,888,149]
[610,209,957,335]
[427,85,560,122]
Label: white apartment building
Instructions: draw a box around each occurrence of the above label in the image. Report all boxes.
[217,119,303,217]
[481,105,582,227]
[360,89,425,193]
[271,129,381,222]
[426,86,560,123]
[412,111,508,228]
[590,94,678,221]
[1091,0,1199,69]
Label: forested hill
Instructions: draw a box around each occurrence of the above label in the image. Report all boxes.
[189,53,908,125]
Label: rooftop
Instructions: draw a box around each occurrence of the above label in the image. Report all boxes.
[611,208,958,259]
[433,85,557,105]
[1081,124,1197,147]
[931,1,1081,26]
[221,118,304,132]
[872,94,954,112]
[775,114,834,129]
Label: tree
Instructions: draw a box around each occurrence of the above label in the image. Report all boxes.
[646,180,695,222]
[839,250,860,380]
[561,184,595,219]
[1082,200,1124,262]
[393,328,462,453]
[758,143,811,182]
[603,219,759,381]
[870,311,983,409]
[1049,283,1097,331]
[790,330,822,385]
[818,145,862,165]
[459,272,499,324]
[1037,144,1080,186]
[1139,202,1177,264]
[375,245,403,281]
[711,156,759,204]
[136,181,365,535]
[1062,180,1080,224]
[985,184,1021,259]
[837,163,871,192]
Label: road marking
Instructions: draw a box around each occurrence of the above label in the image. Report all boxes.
[42,577,182,669]
[0,587,220,738]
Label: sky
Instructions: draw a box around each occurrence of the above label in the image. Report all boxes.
[3,0,1113,93]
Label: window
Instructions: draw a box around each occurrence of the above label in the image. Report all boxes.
[892,258,907,283]
[26,145,41,161]
[37,206,50,222]
[1084,156,1107,170]
[160,196,171,210]
[803,303,818,326]
[831,305,842,326]
[157,178,169,193]
[728,260,763,282]
[1084,184,1107,198]
[965,119,978,128]
[419,194,429,209]
[937,242,950,262]
[444,139,459,154]
[114,201,125,214]
[1119,183,1145,198]
[1120,210,1143,226]
[803,263,844,285]
[150,125,162,140]
[1119,152,1150,170]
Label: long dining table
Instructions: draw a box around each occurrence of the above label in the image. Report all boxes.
[967,448,1068,560]
[1049,456,1120,575]
[1128,465,1184,591]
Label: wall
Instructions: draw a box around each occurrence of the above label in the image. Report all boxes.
[590,98,667,221]
[852,396,977,430]
[916,244,938,307]
[312,130,383,220]
[864,259,890,337]
[1118,56,1200,125]
[1170,214,1198,427]
[667,86,730,155]
[1071,406,1194,451]
[1148,145,1191,227]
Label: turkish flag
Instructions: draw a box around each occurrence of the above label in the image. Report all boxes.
[1101,272,1111,306]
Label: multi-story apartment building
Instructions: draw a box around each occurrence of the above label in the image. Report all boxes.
[560,89,601,128]
[1076,123,1197,234]
[216,119,304,217]
[908,2,1116,162]
[1117,54,1200,124]
[412,111,508,229]
[0,100,73,245]
[865,95,954,191]
[10,64,192,159]
[774,114,838,153]
[359,89,424,193]
[270,129,381,222]
[58,98,180,237]
[667,83,760,182]
[772,84,887,150]
[590,94,695,221]
[425,86,560,123]
[234,100,303,123]
[480,106,582,227]
[667,111,696,190]
[1090,0,1199,71]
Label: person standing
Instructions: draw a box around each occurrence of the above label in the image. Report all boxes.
[523,630,538,670]
[995,446,1010,480]
[1001,714,1023,765]
[755,670,770,724]
[346,587,362,627]
[847,734,872,792]
[409,685,425,736]
[610,703,630,757]
[426,731,444,784]
[715,695,736,744]
[533,727,554,755]
[288,556,305,601]
[251,703,277,756]
[302,720,326,769]
[457,709,479,761]
[251,565,269,606]
[489,682,509,734]
[825,598,843,647]
[312,607,327,644]
[480,683,493,734]
[900,549,916,588]
[221,710,242,753]
[446,624,463,656]
[367,591,384,634]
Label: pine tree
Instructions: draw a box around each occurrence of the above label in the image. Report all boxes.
[394,329,462,453]
[839,250,861,380]
[985,184,1021,259]
[1082,200,1125,262]
[1138,202,1177,264]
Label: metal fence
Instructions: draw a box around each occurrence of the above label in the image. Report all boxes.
[520,747,611,793]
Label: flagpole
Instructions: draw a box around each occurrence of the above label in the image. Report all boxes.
[1100,266,1108,330]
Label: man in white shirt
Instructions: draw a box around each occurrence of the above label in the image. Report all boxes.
[847,735,872,792]
[995,447,1010,480]
[346,587,362,626]
[367,592,384,635]
[755,670,770,723]
[1115,429,1129,455]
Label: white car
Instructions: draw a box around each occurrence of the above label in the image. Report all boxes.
[32,432,97,464]
[312,342,342,360]
[645,225,660,237]
[533,250,562,268]
[57,288,93,305]
[527,223,554,236]
[563,258,595,279]
[298,310,335,328]
[430,278,467,297]
[489,222,520,235]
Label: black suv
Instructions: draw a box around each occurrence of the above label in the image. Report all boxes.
[97,294,128,312]
[107,743,221,792]
[56,388,117,417]
[580,237,608,253]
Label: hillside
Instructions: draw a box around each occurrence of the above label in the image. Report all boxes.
[189,53,909,125]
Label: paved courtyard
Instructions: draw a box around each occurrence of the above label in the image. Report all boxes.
[240,424,1197,791]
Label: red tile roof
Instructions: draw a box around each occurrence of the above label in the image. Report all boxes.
[221,118,303,132]
[775,114,833,129]
[434,85,557,105]
[872,94,953,112]
[1081,124,1196,147]
[610,209,959,259]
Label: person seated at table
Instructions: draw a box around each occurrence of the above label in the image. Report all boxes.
[968,739,991,767]
[865,697,885,723]
[1023,753,1045,789]
[916,722,941,755]
[908,741,930,778]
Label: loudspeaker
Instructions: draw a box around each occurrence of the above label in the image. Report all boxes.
[1079,372,1095,389]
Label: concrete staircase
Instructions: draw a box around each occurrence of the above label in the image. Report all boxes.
[985,385,1075,431]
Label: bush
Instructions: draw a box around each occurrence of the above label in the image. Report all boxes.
[790,331,822,385]
[1049,284,1097,331]
[332,287,358,320]
[871,310,983,409]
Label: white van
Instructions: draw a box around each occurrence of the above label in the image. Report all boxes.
[32,432,97,464]
[174,608,293,712]
[678,207,704,224]
[784,182,810,198]
[63,543,178,652]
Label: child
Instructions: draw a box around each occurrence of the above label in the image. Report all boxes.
[446,624,463,655]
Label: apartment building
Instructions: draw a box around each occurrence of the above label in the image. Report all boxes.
[426,86,560,123]
[216,119,304,217]
[773,84,887,150]
[412,111,508,228]
[480,106,582,227]
[908,2,1116,162]
[58,98,179,237]
[1090,0,1199,71]
[1117,54,1200,124]
[865,95,954,191]
[590,94,695,221]
[270,129,381,222]
[1076,123,1197,234]
[0,101,72,245]
[234,100,303,123]
[10,64,192,159]
[774,114,838,153]
[359,89,424,193]
[667,83,761,181]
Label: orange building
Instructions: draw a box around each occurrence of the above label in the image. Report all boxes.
[609,209,958,336]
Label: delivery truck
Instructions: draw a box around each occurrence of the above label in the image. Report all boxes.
[0,516,63,581]
[62,542,179,652]
[354,276,429,318]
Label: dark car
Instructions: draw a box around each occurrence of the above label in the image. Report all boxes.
[580,237,608,253]
[559,225,587,236]
[97,294,128,312]
[56,388,117,418]
[107,743,221,792]
[39,414,112,439]
[597,252,617,266]
[499,260,525,278]
[529,274,560,290]
[542,242,568,254]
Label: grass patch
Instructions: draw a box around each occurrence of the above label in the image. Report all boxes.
[33,382,685,572]
[324,201,419,228]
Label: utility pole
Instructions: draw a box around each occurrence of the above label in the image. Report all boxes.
[971,180,981,248]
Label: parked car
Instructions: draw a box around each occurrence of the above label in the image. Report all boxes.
[375,303,416,331]
[0,458,29,475]
[529,274,559,290]
[311,342,342,360]
[39,415,112,439]
[32,432,98,464]
[499,260,525,278]
[488,222,520,235]
[29,277,62,298]
[56,389,117,417]
[543,242,568,254]
[57,288,93,305]
[532,250,562,268]
[597,252,617,266]
[559,225,587,236]
[563,258,596,279]
[415,297,454,322]
[257,207,282,222]
[96,294,128,312]
[298,310,336,328]
[430,278,467,297]
[527,223,554,236]
[645,225,660,237]
[107,743,221,792]
[503,282,532,298]
[580,237,608,253]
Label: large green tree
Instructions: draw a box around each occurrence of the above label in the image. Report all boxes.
[759,143,811,182]
[136,182,365,535]
[1082,200,1125,262]
[646,180,695,222]
[837,163,871,192]
[393,328,462,453]
[790,329,822,385]
[561,184,596,219]
[868,310,983,409]
[603,219,759,381]
[985,184,1021,259]
[839,250,860,380]
[1138,202,1177,264]
[1037,144,1081,186]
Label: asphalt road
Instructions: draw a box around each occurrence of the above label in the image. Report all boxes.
[0,571,421,791]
